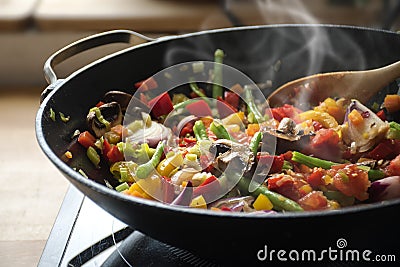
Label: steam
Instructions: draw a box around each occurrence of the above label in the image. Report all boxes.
[164,0,369,102]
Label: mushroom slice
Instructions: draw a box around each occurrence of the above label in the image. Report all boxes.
[87,102,122,138]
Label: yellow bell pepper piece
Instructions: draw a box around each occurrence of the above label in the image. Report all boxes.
[136,175,161,199]
[222,111,245,125]
[253,193,273,211]
[348,109,364,126]
[156,153,184,177]
[189,195,207,209]
[298,110,338,129]
[127,182,152,199]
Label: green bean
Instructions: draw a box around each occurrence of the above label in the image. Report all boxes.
[244,86,265,123]
[238,178,303,212]
[210,120,231,140]
[193,120,209,141]
[291,151,336,170]
[212,49,224,99]
[249,131,262,156]
[189,81,207,99]
[292,151,382,180]
[135,141,165,179]
[367,169,385,181]
[173,99,195,110]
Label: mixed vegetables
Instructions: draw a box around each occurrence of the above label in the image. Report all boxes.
[61,49,400,213]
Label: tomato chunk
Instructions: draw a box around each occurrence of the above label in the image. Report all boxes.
[307,168,326,188]
[298,191,328,211]
[310,128,341,161]
[78,131,96,148]
[330,164,370,201]
[386,154,400,176]
[267,174,308,201]
[257,154,284,174]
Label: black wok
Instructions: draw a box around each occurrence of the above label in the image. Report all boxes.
[36,25,400,265]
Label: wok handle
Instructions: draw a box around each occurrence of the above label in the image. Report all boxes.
[41,30,155,102]
[44,30,155,85]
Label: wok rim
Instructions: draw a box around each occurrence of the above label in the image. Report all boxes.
[36,24,400,221]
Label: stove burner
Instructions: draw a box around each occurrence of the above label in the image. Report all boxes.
[103,230,218,267]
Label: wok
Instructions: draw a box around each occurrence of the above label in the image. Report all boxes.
[36,25,400,265]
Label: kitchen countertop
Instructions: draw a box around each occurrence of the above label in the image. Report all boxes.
[0,88,69,266]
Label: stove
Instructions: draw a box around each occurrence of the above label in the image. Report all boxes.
[38,186,218,267]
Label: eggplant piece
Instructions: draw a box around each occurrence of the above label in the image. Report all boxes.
[87,102,122,138]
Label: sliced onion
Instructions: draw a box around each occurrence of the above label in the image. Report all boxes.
[369,176,400,202]
[342,100,389,152]
[126,120,171,147]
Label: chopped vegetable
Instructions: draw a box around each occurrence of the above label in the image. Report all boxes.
[210,120,231,140]
[387,121,400,139]
[49,108,56,121]
[291,151,336,170]
[253,193,273,211]
[189,81,208,100]
[135,77,158,92]
[244,86,265,123]
[116,182,129,192]
[384,94,400,113]
[78,131,96,149]
[147,93,173,118]
[193,120,209,141]
[249,131,262,156]
[64,151,73,159]
[59,112,70,122]
[185,100,212,117]
[212,49,224,99]
[240,178,303,212]
[87,146,100,167]
[135,141,165,179]
[189,195,207,209]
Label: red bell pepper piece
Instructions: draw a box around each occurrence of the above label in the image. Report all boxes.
[217,96,237,118]
[193,175,219,195]
[179,121,194,137]
[147,92,174,118]
[368,139,400,160]
[77,131,96,148]
[96,101,105,107]
[102,138,112,156]
[257,154,284,174]
[185,100,212,117]
[106,145,124,163]
[376,110,386,121]
[224,91,240,110]
[140,93,149,106]
[135,77,158,92]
